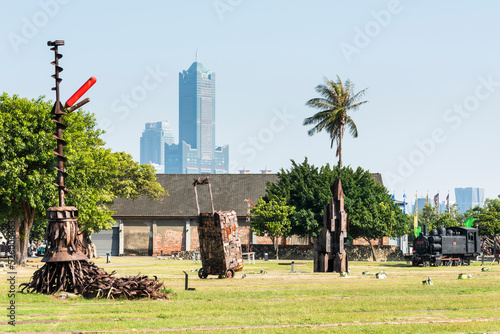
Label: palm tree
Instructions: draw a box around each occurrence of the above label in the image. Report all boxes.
[304,76,367,169]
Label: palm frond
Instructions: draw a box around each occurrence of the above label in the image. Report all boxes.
[346,117,358,138]
[304,75,368,163]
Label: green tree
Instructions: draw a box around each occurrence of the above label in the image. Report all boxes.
[340,166,409,260]
[0,93,165,265]
[250,197,295,260]
[472,196,500,237]
[420,202,439,227]
[434,204,460,229]
[265,158,334,239]
[304,76,367,169]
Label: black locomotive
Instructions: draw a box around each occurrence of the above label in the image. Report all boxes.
[412,225,481,266]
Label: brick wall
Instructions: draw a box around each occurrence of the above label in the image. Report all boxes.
[152,229,184,255]
[352,237,389,246]
[191,227,199,250]
[255,235,287,245]
[238,226,250,245]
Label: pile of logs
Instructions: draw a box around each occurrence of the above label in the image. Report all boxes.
[20,260,171,300]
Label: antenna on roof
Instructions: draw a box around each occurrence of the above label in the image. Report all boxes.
[195,48,199,62]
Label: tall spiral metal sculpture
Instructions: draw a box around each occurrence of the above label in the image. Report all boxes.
[21,41,169,298]
[42,40,94,264]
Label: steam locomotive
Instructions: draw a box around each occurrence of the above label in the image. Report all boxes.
[412,226,481,266]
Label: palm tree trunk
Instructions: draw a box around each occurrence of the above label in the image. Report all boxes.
[338,122,344,170]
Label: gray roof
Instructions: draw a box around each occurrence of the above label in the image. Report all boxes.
[111,172,383,219]
[372,173,383,186]
[112,174,278,219]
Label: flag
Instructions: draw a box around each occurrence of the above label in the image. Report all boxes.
[403,193,407,214]
[414,194,419,237]
[464,217,475,228]
[434,193,439,216]
[446,194,450,214]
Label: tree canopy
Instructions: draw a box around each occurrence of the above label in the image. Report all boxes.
[0,93,165,265]
[471,196,500,237]
[265,158,334,238]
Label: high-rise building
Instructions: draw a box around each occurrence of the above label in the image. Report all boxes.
[455,187,485,214]
[140,121,174,173]
[165,55,229,174]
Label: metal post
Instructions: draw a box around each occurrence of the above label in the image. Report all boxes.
[106,253,110,263]
[208,183,215,214]
[194,186,200,215]
[183,271,188,290]
[291,261,294,273]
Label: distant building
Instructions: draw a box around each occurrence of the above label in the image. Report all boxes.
[165,54,229,174]
[140,121,174,173]
[412,197,427,213]
[455,187,485,214]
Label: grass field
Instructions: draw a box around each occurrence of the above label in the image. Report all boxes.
[1,256,499,333]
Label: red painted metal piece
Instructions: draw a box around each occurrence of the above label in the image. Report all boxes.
[64,76,96,108]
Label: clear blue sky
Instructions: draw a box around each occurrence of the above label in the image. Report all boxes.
[2,1,500,202]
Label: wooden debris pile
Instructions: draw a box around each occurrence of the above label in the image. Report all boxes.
[20,260,170,300]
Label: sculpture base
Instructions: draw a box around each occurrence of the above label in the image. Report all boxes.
[42,206,88,262]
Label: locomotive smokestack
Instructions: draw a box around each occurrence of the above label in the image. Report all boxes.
[423,225,428,236]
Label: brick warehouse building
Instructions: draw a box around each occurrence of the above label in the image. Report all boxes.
[91,174,285,256]
[90,173,398,257]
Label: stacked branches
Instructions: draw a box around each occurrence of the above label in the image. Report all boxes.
[20,260,170,299]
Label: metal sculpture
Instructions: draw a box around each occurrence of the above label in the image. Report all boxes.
[314,178,348,273]
[43,40,94,264]
[21,40,169,299]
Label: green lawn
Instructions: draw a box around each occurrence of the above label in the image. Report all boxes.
[1,256,499,333]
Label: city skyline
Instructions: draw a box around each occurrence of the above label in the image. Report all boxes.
[165,57,229,173]
[139,120,174,173]
[2,1,500,201]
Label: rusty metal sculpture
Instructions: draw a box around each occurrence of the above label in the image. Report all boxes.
[314,178,348,273]
[194,177,244,279]
[21,41,169,299]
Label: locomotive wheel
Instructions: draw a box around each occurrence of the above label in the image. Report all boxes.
[446,260,452,266]
[198,268,208,279]
[225,269,234,279]
[464,259,471,266]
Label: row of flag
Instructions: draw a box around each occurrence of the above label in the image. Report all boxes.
[401,193,450,215]
[399,192,473,237]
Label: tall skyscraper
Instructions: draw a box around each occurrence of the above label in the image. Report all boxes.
[455,187,485,214]
[140,121,174,173]
[165,54,229,174]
